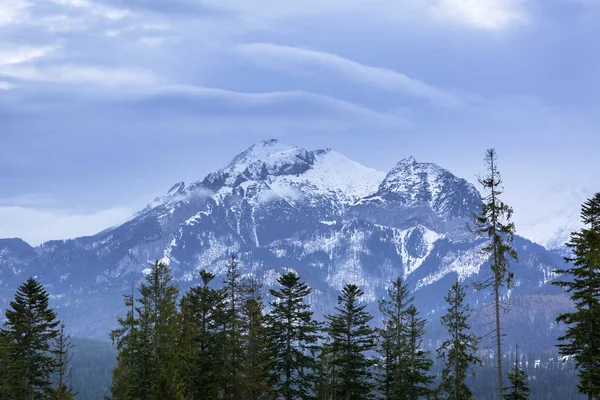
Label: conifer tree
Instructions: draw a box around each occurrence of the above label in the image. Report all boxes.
[110,261,184,400]
[437,281,481,400]
[50,323,76,399]
[553,193,600,400]
[179,269,227,399]
[404,305,434,400]
[267,271,321,400]
[109,280,150,399]
[0,277,61,399]
[377,277,413,399]
[139,260,184,399]
[222,254,246,400]
[503,346,529,400]
[325,283,377,400]
[240,278,274,400]
[473,148,518,400]
[0,331,8,396]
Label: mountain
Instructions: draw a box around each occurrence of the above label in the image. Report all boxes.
[0,140,570,351]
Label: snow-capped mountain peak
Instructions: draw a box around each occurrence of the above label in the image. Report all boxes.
[0,140,567,346]
[221,139,300,177]
[268,148,385,205]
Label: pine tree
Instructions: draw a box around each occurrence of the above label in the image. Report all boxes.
[179,269,228,399]
[240,278,274,400]
[404,305,434,400]
[139,261,184,399]
[503,346,529,400]
[109,280,151,399]
[0,277,61,399]
[222,254,246,400]
[109,261,184,400]
[0,331,8,396]
[376,277,413,399]
[325,283,377,400]
[553,193,600,400]
[473,148,518,400]
[437,281,481,400]
[50,323,77,399]
[267,271,321,400]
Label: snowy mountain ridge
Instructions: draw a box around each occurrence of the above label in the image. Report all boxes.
[0,140,569,346]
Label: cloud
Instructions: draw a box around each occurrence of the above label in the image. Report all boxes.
[100,0,233,17]
[237,43,464,108]
[0,81,11,90]
[0,64,157,86]
[0,205,133,245]
[198,0,529,31]
[431,0,530,30]
[0,46,57,65]
[50,0,130,20]
[134,84,411,128]
[0,0,29,25]
[258,186,304,204]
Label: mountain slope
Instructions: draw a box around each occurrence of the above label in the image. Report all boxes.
[0,140,569,350]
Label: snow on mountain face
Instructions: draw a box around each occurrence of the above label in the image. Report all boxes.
[0,140,566,344]
[268,149,385,206]
[349,157,481,239]
[149,139,385,218]
[377,156,480,219]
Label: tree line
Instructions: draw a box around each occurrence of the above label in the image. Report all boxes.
[0,149,598,400]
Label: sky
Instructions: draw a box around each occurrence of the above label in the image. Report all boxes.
[0,0,598,246]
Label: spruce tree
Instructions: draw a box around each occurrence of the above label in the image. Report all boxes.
[0,331,8,396]
[222,254,245,400]
[376,277,413,399]
[553,193,600,400]
[404,305,434,400]
[325,283,377,400]
[179,269,228,399]
[109,280,150,399]
[473,148,518,400]
[50,323,76,399]
[240,278,274,400]
[437,281,481,400]
[138,260,184,399]
[110,261,184,400]
[267,271,321,400]
[503,346,529,400]
[0,277,61,399]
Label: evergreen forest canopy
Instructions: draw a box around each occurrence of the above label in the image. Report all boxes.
[0,149,598,400]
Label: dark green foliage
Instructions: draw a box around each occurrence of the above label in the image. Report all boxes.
[109,261,184,400]
[179,269,228,399]
[267,271,321,400]
[240,279,275,400]
[0,277,60,399]
[222,254,246,400]
[377,277,414,399]
[404,305,434,400]
[553,193,600,399]
[473,148,518,400]
[437,281,481,400]
[109,280,149,399]
[503,347,530,400]
[324,284,377,400]
[0,331,9,395]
